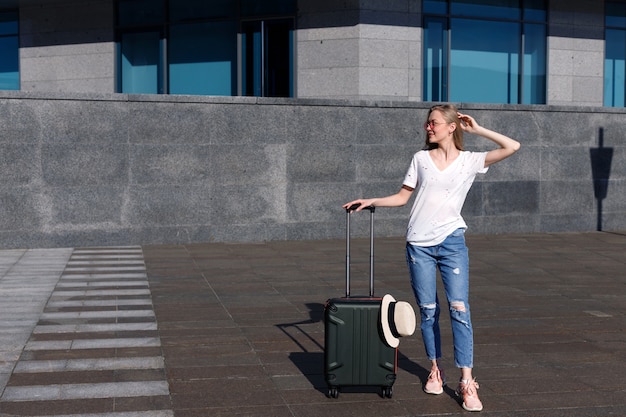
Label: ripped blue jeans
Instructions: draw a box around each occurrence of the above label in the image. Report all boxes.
[406,228,473,369]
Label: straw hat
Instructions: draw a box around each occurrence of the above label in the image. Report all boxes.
[380,294,416,348]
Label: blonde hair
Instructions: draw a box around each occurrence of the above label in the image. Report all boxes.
[425,104,464,151]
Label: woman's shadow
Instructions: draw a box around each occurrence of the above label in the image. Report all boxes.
[397,350,460,400]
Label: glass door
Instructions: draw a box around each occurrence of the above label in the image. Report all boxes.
[241,18,293,97]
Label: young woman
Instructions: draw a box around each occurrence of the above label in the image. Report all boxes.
[343,104,520,412]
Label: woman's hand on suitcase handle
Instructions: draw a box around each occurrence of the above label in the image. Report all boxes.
[343,199,375,213]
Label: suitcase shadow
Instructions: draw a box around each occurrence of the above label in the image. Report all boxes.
[276,303,327,394]
[277,303,457,399]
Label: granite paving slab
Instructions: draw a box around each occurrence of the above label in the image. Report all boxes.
[143,232,626,417]
[0,232,625,416]
[0,247,173,417]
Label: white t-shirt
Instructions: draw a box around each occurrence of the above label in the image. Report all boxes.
[403,150,488,247]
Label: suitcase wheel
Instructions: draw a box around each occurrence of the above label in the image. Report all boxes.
[328,386,339,399]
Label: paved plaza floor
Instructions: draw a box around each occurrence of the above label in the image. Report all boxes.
[0,231,625,416]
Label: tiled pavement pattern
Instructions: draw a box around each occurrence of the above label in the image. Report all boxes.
[0,247,173,417]
[0,232,625,416]
[0,249,73,406]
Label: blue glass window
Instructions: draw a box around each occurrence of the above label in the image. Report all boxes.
[423,0,448,14]
[605,29,626,107]
[523,23,546,104]
[242,19,294,97]
[120,31,162,94]
[169,21,238,95]
[605,2,626,107]
[423,0,546,104]
[524,0,546,21]
[0,11,19,91]
[423,17,448,102]
[116,0,295,97]
[450,19,519,103]
[450,0,521,19]
[606,2,626,28]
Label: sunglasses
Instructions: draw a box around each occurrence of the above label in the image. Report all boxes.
[423,120,447,130]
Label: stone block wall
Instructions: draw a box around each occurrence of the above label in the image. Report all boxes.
[548,0,605,106]
[297,0,422,101]
[19,0,115,93]
[0,92,624,249]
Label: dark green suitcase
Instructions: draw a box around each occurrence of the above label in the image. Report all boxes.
[324,206,397,399]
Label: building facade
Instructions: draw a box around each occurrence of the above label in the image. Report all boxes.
[0,0,621,106]
[0,0,624,248]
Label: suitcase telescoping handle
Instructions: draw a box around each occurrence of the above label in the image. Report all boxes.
[345,204,375,298]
